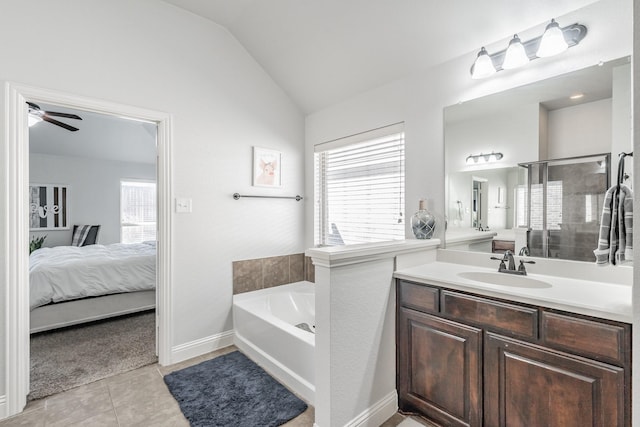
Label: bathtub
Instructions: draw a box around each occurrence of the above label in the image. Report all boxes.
[233,281,315,404]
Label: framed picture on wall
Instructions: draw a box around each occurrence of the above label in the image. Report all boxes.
[253,147,282,187]
[29,184,70,230]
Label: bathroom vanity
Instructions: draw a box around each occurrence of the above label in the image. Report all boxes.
[394,258,632,427]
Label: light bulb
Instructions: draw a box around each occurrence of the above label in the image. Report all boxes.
[502,34,529,69]
[471,47,496,79]
[536,19,568,58]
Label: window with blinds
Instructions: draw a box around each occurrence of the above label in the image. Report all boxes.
[121,180,157,243]
[314,123,405,246]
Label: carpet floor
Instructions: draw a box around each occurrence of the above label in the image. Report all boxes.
[164,351,308,427]
[29,311,157,401]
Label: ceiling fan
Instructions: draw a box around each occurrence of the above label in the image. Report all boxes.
[27,102,83,132]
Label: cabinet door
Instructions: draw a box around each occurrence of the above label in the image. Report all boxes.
[398,307,482,427]
[484,333,626,427]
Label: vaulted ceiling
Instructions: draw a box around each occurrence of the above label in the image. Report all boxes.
[161,0,600,113]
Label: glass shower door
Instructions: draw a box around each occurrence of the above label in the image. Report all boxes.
[518,154,609,262]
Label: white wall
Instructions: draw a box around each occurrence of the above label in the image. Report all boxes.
[547,98,612,159]
[0,0,305,404]
[0,82,6,419]
[29,153,156,247]
[446,103,541,173]
[632,4,639,426]
[612,63,633,187]
[305,0,632,249]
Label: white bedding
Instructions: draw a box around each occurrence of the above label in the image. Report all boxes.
[29,242,156,310]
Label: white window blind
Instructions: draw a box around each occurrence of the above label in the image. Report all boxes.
[121,180,157,243]
[314,124,405,246]
[515,181,563,230]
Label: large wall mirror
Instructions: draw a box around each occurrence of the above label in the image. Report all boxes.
[444,56,632,262]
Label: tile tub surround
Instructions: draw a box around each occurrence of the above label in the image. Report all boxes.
[233,253,315,294]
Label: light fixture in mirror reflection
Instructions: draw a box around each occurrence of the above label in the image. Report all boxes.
[445,57,632,263]
[466,152,504,165]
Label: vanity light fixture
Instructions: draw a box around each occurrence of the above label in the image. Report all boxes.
[471,47,496,79]
[536,19,568,57]
[502,35,529,69]
[470,19,587,79]
[466,151,504,165]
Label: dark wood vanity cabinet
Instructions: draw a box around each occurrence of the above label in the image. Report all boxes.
[396,279,631,427]
[491,239,515,254]
[398,307,482,427]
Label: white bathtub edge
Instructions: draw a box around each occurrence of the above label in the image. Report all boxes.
[233,281,315,303]
[234,330,315,405]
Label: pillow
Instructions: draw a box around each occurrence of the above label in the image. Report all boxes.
[71,225,94,246]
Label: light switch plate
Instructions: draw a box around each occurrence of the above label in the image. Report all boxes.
[175,198,192,213]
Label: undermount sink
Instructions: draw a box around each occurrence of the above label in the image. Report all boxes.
[457,271,552,289]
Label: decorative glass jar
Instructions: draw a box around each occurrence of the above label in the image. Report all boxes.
[411,199,436,239]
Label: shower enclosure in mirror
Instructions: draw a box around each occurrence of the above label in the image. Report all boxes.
[444,57,631,262]
[517,154,609,262]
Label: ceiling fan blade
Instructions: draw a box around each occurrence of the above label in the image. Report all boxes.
[42,115,79,132]
[44,111,83,120]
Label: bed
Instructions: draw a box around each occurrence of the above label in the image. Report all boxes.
[29,241,156,333]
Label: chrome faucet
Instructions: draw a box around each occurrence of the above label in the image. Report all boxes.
[518,246,530,256]
[490,250,535,275]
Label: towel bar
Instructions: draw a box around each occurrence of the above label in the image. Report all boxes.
[232,193,303,201]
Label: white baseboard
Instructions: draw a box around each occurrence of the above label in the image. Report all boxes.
[170,330,234,364]
[0,395,7,420]
[345,390,398,427]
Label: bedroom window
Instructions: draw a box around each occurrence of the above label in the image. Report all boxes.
[121,180,157,243]
[314,123,405,246]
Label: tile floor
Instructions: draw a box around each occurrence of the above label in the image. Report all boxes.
[0,345,433,426]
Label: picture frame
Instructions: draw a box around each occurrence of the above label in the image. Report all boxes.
[29,184,70,230]
[253,147,282,187]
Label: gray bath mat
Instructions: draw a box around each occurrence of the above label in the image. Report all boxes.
[164,351,308,427]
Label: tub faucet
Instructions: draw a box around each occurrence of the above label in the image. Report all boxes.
[519,246,530,256]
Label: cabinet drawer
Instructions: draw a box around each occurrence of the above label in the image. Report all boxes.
[398,281,439,313]
[541,311,629,365]
[492,239,515,253]
[441,291,538,339]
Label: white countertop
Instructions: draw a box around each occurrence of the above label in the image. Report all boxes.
[445,229,497,244]
[306,238,440,267]
[492,228,515,241]
[394,261,632,323]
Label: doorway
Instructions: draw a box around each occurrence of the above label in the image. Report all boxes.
[471,177,488,229]
[28,102,159,399]
[3,83,173,417]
